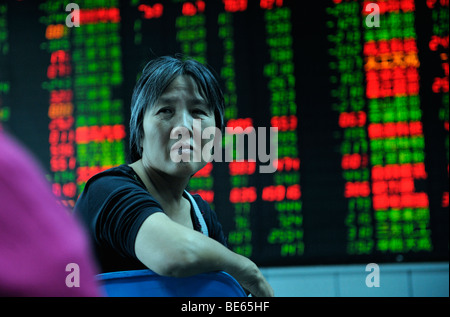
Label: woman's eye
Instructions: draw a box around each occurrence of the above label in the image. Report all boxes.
[157,108,173,115]
[193,109,207,116]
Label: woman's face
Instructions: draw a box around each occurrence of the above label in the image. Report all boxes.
[141,75,217,178]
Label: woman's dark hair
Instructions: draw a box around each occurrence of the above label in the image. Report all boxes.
[129,56,225,163]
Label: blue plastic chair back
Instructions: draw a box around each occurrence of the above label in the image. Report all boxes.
[97,269,247,297]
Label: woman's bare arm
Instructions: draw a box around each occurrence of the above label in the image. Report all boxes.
[134,212,274,297]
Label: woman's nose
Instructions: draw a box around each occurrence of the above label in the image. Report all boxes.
[171,111,193,138]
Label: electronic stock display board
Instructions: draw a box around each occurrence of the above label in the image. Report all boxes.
[0,0,448,267]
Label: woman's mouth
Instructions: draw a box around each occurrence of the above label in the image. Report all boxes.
[178,147,192,155]
[171,142,193,154]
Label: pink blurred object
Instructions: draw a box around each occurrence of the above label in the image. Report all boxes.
[0,132,102,296]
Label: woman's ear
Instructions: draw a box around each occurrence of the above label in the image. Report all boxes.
[138,133,144,157]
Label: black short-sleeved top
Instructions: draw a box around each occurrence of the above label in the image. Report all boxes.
[74,164,227,273]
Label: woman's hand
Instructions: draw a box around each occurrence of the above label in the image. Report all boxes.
[230,256,274,297]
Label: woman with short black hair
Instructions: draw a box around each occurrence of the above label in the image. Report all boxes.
[74,56,273,297]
